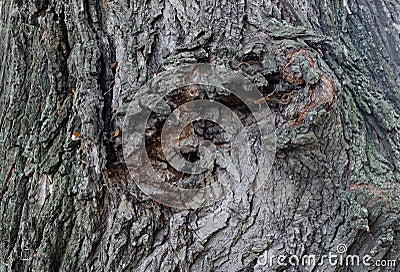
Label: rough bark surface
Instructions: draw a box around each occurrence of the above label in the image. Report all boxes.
[0,0,400,271]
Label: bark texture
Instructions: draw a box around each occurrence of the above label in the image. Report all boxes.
[1,0,400,271]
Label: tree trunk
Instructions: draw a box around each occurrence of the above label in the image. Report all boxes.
[1,0,400,271]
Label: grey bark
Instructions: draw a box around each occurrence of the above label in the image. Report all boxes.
[1,0,400,271]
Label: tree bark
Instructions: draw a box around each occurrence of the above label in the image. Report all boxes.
[1,0,400,271]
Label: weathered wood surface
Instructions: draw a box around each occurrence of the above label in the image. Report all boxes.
[0,0,399,271]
